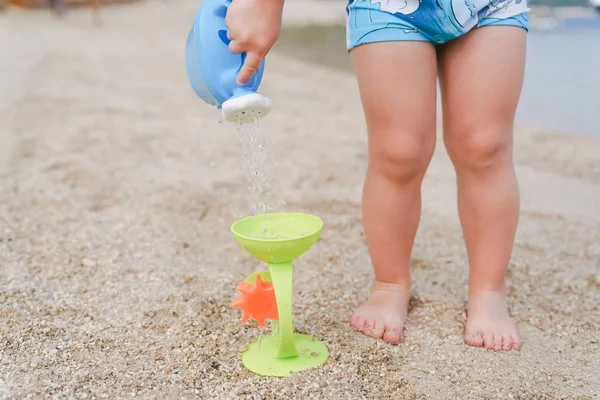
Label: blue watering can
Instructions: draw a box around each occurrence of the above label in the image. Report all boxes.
[185,0,272,124]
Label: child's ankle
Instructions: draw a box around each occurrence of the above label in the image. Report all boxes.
[371,280,411,296]
[468,282,506,297]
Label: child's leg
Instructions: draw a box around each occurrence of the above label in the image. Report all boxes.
[437,26,527,350]
[349,41,438,344]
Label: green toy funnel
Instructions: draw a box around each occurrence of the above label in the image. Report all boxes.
[231,212,323,263]
[230,212,329,377]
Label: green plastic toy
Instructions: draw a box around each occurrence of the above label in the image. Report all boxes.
[231,212,329,377]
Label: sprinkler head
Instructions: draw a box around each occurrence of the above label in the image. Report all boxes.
[221,93,272,124]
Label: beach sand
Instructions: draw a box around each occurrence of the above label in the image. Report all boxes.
[1,1,599,398]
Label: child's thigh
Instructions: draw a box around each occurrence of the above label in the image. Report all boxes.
[350,41,438,147]
[438,26,527,133]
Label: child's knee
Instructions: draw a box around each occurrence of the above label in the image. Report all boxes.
[446,126,512,173]
[370,133,434,182]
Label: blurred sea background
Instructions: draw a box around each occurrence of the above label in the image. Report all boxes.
[273,0,600,137]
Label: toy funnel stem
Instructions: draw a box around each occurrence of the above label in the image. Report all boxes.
[268,261,298,359]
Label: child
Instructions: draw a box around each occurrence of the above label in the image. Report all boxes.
[226,0,528,351]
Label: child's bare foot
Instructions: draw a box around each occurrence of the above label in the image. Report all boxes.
[350,281,409,344]
[464,289,520,350]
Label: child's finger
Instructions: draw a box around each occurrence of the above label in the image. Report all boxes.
[228,39,243,54]
[237,51,262,85]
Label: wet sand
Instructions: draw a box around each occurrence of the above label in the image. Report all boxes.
[1,1,599,399]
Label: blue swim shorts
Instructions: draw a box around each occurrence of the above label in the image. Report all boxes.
[346,0,530,49]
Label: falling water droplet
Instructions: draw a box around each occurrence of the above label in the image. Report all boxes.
[258,334,264,351]
[272,321,279,343]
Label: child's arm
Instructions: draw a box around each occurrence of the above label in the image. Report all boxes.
[225,0,285,85]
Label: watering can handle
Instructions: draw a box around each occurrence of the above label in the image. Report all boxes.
[215,0,233,25]
[214,0,257,86]
[215,0,248,65]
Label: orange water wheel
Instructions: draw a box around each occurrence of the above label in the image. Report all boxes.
[232,275,278,328]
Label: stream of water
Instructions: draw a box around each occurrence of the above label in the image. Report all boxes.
[235,118,286,217]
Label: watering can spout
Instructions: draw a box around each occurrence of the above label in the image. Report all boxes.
[185,0,272,123]
[221,91,272,124]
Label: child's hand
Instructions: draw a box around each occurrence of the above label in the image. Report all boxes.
[225,0,284,85]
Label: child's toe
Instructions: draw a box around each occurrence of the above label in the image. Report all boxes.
[510,333,520,350]
[350,315,366,332]
[364,318,385,339]
[464,330,484,347]
[502,334,513,350]
[483,332,495,349]
[383,325,404,344]
[492,334,503,351]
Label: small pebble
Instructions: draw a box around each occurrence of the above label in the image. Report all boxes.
[81,258,97,268]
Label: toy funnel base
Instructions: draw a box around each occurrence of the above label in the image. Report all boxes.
[222,93,272,124]
[242,333,329,377]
